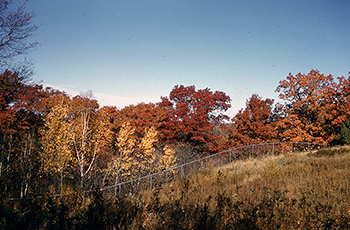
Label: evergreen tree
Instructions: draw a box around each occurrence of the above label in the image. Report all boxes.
[339,118,350,145]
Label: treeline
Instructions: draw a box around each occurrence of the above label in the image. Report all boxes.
[1,69,350,198]
[230,70,350,146]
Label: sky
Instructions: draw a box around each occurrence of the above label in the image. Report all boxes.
[21,0,350,117]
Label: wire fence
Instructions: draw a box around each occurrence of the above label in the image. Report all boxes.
[100,142,326,197]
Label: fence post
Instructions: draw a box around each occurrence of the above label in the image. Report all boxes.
[181,165,184,176]
[291,143,293,152]
[150,175,152,189]
[252,145,254,158]
[206,157,208,168]
[272,143,275,155]
[229,149,232,163]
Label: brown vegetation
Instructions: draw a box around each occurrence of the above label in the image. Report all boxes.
[1,146,349,229]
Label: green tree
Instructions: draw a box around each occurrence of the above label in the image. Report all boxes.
[339,118,350,145]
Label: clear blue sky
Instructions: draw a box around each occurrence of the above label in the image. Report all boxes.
[24,0,350,116]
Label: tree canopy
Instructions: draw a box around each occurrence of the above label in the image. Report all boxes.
[2,68,350,199]
[158,85,231,153]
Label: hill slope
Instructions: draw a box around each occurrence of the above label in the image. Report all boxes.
[138,146,350,229]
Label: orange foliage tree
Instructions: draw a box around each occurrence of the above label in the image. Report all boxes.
[158,85,231,154]
[333,74,350,123]
[336,73,350,120]
[229,94,277,147]
[319,72,350,144]
[275,70,336,143]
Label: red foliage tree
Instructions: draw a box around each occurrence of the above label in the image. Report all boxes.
[0,70,21,131]
[0,70,50,197]
[229,94,277,147]
[158,85,231,154]
[116,103,167,136]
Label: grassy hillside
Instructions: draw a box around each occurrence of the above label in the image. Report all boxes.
[1,146,350,229]
[137,146,350,229]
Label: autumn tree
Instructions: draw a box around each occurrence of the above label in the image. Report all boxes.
[320,72,350,144]
[0,0,41,196]
[101,102,175,183]
[68,93,112,189]
[109,103,176,180]
[103,121,176,188]
[111,122,136,182]
[229,94,277,147]
[0,70,49,197]
[0,70,22,131]
[40,96,72,192]
[158,145,176,171]
[40,92,113,192]
[112,102,168,139]
[0,0,39,63]
[113,124,159,180]
[137,126,158,174]
[335,73,350,121]
[275,70,336,143]
[158,85,231,154]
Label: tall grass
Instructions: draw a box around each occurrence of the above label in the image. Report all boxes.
[1,146,350,229]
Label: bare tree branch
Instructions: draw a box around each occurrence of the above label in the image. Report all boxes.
[0,0,39,61]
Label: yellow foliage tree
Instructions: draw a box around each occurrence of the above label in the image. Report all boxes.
[104,122,176,187]
[159,145,176,172]
[41,98,72,192]
[69,93,112,189]
[112,122,136,182]
[137,126,158,175]
[41,93,113,191]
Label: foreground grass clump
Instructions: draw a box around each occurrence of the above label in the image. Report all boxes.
[1,146,350,229]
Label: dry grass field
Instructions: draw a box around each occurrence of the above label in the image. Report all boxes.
[139,146,350,229]
[1,146,350,229]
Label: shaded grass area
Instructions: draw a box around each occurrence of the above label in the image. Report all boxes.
[1,146,350,229]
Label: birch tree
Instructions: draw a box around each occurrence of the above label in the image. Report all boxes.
[69,93,112,189]
[41,93,112,191]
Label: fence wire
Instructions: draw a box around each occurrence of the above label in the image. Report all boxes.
[100,142,326,197]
